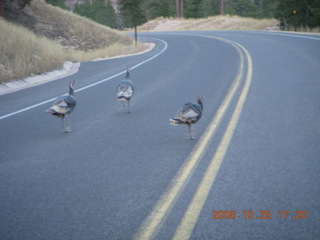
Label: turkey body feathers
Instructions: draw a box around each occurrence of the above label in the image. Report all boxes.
[170,96,203,139]
[170,97,203,125]
[117,68,134,112]
[174,102,202,124]
[48,95,76,116]
[47,82,76,118]
[46,80,76,132]
[117,79,134,101]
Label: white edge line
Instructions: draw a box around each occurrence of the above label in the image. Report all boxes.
[256,31,320,41]
[0,38,168,121]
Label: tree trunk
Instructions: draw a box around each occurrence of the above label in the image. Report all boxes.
[0,0,4,18]
[180,0,183,18]
[220,0,224,15]
[176,0,180,18]
[176,0,184,18]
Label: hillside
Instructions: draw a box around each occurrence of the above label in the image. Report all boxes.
[0,0,145,83]
[3,0,133,51]
[138,16,279,32]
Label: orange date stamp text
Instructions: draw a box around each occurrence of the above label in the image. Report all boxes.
[211,210,308,220]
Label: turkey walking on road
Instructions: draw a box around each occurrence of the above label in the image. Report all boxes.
[170,95,203,139]
[117,67,134,113]
[46,80,77,132]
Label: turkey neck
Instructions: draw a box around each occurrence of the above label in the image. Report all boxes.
[198,99,203,110]
[69,86,75,96]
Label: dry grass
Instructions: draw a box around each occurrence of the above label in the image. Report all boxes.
[25,0,133,51]
[0,0,147,83]
[72,42,147,62]
[291,26,320,33]
[0,19,65,81]
[138,15,279,32]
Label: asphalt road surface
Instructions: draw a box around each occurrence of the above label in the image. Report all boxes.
[1,31,320,240]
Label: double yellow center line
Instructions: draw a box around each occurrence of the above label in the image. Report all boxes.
[134,35,253,240]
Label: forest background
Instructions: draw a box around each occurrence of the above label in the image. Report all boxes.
[3,0,319,31]
[0,0,319,83]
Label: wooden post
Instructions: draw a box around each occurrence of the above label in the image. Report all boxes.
[293,10,297,32]
[220,0,224,15]
[134,25,137,47]
[146,9,150,45]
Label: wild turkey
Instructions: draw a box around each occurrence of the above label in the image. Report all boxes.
[117,67,134,113]
[46,80,77,132]
[170,95,203,139]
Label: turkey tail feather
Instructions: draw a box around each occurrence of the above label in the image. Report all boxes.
[170,118,185,125]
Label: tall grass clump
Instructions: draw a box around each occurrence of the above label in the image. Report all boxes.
[0,18,65,83]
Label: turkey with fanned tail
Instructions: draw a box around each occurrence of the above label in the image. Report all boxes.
[117,67,134,113]
[46,80,77,132]
[170,95,203,139]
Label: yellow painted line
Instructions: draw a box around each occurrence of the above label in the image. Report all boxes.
[134,36,246,240]
[172,40,253,240]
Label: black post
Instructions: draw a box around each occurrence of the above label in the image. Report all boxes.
[134,25,138,47]
[293,10,297,31]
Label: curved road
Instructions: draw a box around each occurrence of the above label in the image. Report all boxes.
[0,31,319,240]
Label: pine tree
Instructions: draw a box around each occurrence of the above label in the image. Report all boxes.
[45,0,67,9]
[310,0,320,27]
[75,0,117,28]
[118,0,145,45]
[224,0,258,17]
[199,0,220,17]
[275,0,320,29]
[146,0,175,19]
[0,0,4,17]
[254,0,277,18]
[118,0,145,27]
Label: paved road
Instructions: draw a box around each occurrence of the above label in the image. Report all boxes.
[1,31,319,240]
